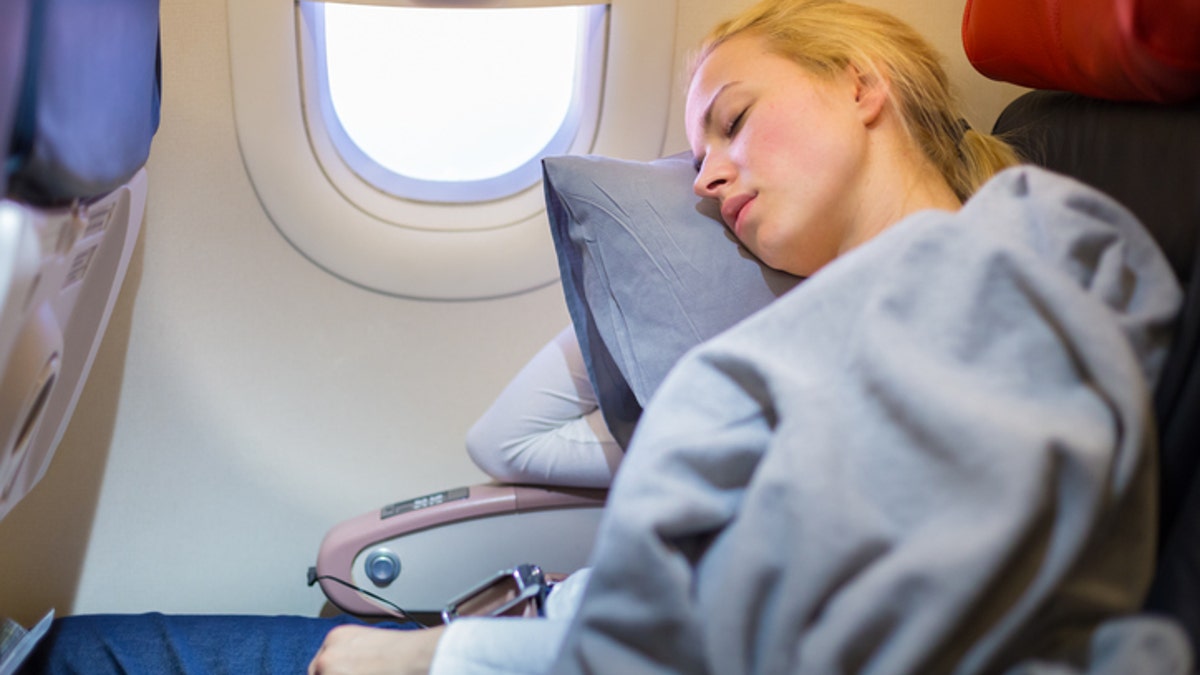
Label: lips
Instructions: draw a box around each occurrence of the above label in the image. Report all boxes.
[721,194,755,237]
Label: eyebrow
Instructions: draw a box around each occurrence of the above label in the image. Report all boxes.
[692,81,738,172]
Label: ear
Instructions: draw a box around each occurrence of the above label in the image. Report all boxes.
[849,64,888,127]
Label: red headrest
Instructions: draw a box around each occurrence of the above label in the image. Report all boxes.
[963,0,1200,104]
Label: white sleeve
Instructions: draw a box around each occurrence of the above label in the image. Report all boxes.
[430,618,571,675]
[465,325,622,488]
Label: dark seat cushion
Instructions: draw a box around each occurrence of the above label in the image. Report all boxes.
[994,89,1200,651]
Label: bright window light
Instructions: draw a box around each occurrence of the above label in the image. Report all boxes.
[322,4,588,184]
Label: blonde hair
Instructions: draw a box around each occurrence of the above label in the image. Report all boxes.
[692,0,1019,201]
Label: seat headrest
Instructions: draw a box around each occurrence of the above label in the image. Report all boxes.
[963,0,1200,103]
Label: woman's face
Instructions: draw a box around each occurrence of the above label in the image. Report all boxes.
[686,34,872,277]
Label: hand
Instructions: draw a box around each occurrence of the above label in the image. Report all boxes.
[308,624,446,675]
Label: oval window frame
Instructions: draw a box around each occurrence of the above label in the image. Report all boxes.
[228,0,678,300]
[301,2,606,210]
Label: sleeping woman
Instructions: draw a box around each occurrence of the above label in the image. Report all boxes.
[312,0,1185,672]
[26,1,1188,673]
[551,1,1185,672]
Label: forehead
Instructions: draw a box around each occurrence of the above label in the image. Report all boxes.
[686,36,756,138]
[686,34,802,142]
[687,34,770,105]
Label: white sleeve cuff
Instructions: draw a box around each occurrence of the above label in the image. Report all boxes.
[430,617,571,675]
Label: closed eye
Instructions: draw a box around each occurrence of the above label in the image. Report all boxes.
[725,108,747,137]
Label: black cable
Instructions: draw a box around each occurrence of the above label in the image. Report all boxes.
[307,573,431,629]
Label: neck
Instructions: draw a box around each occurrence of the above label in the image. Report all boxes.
[839,121,960,257]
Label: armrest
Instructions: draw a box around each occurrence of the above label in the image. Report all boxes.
[313,483,606,616]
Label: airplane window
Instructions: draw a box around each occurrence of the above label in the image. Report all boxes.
[229,0,675,299]
[301,2,605,203]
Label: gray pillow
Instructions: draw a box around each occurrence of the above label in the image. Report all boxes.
[543,153,802,448]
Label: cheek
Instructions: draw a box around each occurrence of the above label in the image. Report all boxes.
[742,109,793,166]
[741,199,799,264]
[753,197,842,277]
[740,119,826,204]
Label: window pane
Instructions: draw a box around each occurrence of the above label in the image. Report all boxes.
[322,5,586,183]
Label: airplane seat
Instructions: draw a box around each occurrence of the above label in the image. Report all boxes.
[966,0,1200,655]
[992,91,1200,654]
[0,0,161,527]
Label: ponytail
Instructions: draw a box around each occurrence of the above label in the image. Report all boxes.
[951,127,1021,200]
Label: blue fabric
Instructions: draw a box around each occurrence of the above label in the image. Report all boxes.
[17,613,419,675]
[0,0,31,197]
[7,0,161,205]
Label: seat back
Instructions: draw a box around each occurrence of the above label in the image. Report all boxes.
[966,0,1200,649]
[993,85,1200,657]
[0,0,160,522]
[0,0,33,361]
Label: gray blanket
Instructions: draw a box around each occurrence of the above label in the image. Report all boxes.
[550,167,1185,674]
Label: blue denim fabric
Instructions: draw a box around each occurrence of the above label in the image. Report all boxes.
[17,613,418,674]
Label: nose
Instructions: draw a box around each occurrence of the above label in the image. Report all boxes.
[693,156,730,199]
